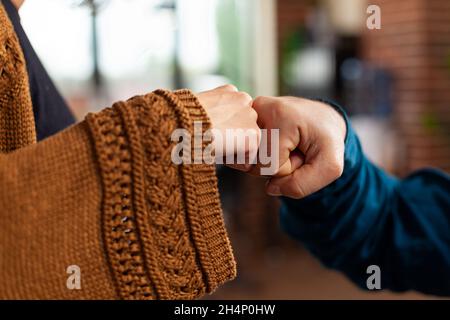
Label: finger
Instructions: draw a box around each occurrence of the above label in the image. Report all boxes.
[225,132,260,172]
[274,149,304,177]
[266,142,344,198]
[266,166,310,198]
[250,107,298,177]
[251,96,279,121]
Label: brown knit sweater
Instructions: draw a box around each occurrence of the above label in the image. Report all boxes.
[0,4,235,299]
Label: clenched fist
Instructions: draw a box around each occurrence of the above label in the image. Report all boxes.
[197,85,260,169]
[251,96,347,199]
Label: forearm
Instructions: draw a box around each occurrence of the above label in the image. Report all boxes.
[0,90,236,299]
[280,101,450,296]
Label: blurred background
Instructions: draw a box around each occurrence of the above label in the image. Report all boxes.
[19,0,449,299]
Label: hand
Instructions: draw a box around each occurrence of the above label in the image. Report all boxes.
[251,96,346,199]
[197,85,260,170]
[12,0,25,9]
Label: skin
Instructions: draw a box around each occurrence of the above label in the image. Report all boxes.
[11,0,24,9]
[197,85,260,170]
[251,96,347,199]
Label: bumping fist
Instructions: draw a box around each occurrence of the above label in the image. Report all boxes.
[251,96,346,199]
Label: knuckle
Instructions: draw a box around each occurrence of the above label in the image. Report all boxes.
[253,96,266,104]
[222,84,238,92]
[252,96,269,113]
[253,95,271,107]
[237,91,252,104]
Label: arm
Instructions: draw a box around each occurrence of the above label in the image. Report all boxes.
[0,90,237,299]
[280,101,450,296]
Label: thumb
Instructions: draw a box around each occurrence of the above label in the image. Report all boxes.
[273,149,304,177]
[266,146,343,198]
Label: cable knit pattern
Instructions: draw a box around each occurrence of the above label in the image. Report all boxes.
[123,93,205,299]
[0,2,236,299]
[85,90,236,299]
[158,90,237,290]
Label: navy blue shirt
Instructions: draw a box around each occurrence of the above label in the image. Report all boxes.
[281,101,450,296]
[3,0,75,140]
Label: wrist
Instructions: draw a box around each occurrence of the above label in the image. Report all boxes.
[313,98,349,143]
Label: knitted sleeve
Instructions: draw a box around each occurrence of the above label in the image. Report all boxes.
[0,90,236,299]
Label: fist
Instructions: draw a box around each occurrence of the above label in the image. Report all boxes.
[197,85,260,170]
[251,96,346,199]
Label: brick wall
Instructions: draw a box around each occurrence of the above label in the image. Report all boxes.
[277,0,309,47]
[362,0,450,173]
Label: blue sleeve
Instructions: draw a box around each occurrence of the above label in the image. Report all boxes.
[280,101,450,296]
